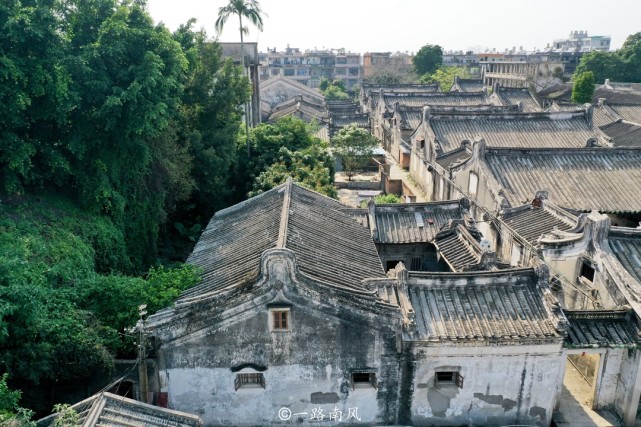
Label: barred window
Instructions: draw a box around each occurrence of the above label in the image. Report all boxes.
[272,310,289,331]
[234,373,265,390]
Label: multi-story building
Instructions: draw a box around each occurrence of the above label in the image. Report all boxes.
[362,52,413,81]
[259,47,362,89]
[547,30,611,53]
[478,52,564,90]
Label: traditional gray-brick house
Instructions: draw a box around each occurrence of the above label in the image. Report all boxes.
[144,180,574,426]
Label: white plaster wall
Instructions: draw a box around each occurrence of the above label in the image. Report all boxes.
[596,349,623,408]
[410,345,564,426]
[614,348,641,417]
[166,364,381,426]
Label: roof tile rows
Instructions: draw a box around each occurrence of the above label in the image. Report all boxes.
[501,206,575,245]
[498,88,541,112]
[485,148,641,213]
[600,121,641,147]
[431,112,598,153]
[564,310,639,348]
[406,270,560,342]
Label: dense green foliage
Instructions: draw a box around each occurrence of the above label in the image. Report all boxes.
[332,125,379,180]
[572,71,596,104]
[0,374,35,426]
[420,66,471,91]
[0,0,250,416]
[359,193,402,207]
[413,44,443,76]
[0,194,201,412]
[239,117,335,197]
[319,78,350,100]
[575,32,641,83]
[250,145,337,198]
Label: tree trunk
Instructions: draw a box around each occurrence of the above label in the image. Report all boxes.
[239,14,251,159]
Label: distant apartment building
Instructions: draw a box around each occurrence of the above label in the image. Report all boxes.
[442,50,481,76]
[546,30,611,52]
[479,51,564,90]
[362,52,413,80]
[259,46,362,89]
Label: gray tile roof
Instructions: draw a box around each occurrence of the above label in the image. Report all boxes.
[38,392,202,427]
[485,148,641,213]
[435,146,472,169]
[330,113,370,128]
[431,110,599,153]
[433,223,483,271]
[564,310,639,349]
[501,205,576,245]
[609,228,641,284]
[371,201,466,244]
[453,79,485,93]
[600,120,641,147]
[405,269,562,342]
[382,92,490,108]
[608,104,641,125]
[593,88,641,105]
[394,105,423,130]
[180,181,385,301]
[592,105,619,127]
[498,88,542,112]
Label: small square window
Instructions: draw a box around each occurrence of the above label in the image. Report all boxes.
[272,310,289,331]
[580,262,595,282]
[351,372,377,389]
[435,371,464,388]
[234,372,265,390]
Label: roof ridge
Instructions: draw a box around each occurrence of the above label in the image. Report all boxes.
[277,177,293,248]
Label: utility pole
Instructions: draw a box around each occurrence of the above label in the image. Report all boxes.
[137,304,149,403]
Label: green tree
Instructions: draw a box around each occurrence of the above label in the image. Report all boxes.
[572,71,595,104]
[0,0,73,194]
[249,145,336,198]
[215,0,266,158]
[575,51,624,84]
[413,44,443,76]
[619,32,641,82]
[319,78,349,100]
[420,66,471,91]
[332,124,378,181]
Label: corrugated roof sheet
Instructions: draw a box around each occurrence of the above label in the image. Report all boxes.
[564,310,639,348]
[432,112,598,153]
[600,121,641,147]
[485,148,641,213]
[609,228,641,284]
[180,181,385,301]
[406,269,561,342]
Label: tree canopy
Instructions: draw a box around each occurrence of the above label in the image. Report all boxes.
[574,32,641,83]
[572,71,595,104]
[413,44,443,76]
[420,66,471,91]
[332,125,379,180]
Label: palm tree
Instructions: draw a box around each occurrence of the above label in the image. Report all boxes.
[215,0,265,158]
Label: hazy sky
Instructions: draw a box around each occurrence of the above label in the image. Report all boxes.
[146,0,640,54]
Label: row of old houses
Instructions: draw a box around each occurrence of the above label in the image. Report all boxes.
[41,77,641,426]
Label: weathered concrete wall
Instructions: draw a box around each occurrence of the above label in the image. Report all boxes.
[614,348,641,420]
[406,344,563,426]
[157,305,399,426]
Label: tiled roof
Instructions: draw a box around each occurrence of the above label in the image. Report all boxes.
[500,205,576,245]
[600,120,641,147]
[429,105,520,114]
[538,83,573,102]
[267,97,325,122]
[608,104,641,125]
[431,111,599,153]
[326,100,360,114]
[433,223,483,271]
[498,88,542,112]
[592,105,619,127]
[180,180,385,301]
[38,392,203,427]
[382,92,489,108]
[362,83,439,94]
[485,148,641,213]
[330,113,370,128]
[371,201,466,244]
[435,146,472,169]
[454,79,485,93]
[564,310,639,349]
[609,228,641,284]
[593,88,641,105]
[394,105,423,130]
[405,269,562,342]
